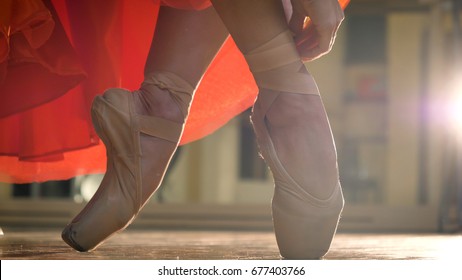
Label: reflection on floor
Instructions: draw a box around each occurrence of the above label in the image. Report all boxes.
[1,228,461,260]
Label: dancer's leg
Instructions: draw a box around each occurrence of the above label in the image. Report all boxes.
[135,6,228,201]
[62,6,228,252]
[211,0,343,259]
[137,5,229,121]
[212,0,339,208]
[144,6,228,86]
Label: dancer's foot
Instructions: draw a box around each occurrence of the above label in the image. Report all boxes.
[244,30,343,260]
[62,3,229,252]
[251,88,344,259]
[62,72,193,252]
[264,89,339,200]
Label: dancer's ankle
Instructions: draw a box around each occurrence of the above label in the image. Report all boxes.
[134,84,185,123]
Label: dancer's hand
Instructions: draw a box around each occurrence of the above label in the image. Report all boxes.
[289,0,344,61]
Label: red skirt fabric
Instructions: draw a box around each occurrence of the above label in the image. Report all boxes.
[0,0,349,183]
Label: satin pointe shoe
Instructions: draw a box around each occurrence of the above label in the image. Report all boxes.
[245,30,344,259]
[62,71,193,252]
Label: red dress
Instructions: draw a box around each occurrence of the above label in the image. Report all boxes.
[0,0,348,183]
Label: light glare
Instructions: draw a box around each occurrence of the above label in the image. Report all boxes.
[448,78,462,130]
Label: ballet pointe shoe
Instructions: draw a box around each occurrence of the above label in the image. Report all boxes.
[245,30,344,259]
[62,72,193,252]
[252,92,344,259]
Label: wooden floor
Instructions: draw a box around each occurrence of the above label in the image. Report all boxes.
[0,228,461,260]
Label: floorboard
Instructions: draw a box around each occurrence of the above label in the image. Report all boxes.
[1,228,462,260]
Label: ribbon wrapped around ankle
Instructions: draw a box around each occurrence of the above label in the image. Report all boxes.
[244,30,319,96]
[142,71,195,118]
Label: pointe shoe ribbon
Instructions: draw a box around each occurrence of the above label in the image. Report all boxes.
[244,30,318,95]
